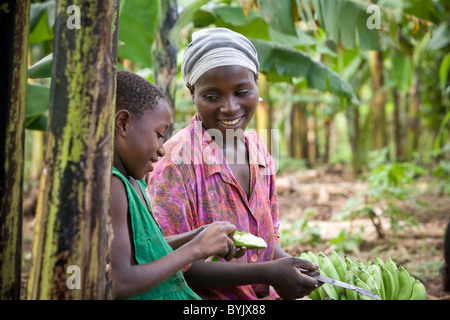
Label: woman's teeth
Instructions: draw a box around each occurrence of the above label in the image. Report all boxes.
[220,117,242,126]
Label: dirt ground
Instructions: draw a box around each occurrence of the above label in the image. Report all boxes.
[276,165,450,300]
[20,165,450,300]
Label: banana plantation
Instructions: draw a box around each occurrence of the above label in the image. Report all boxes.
[1,0,449,302]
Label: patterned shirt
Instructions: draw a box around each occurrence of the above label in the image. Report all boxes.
[146,114,280,300]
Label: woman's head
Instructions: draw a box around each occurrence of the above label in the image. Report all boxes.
[181,28,260,139]
[114,70,172,179]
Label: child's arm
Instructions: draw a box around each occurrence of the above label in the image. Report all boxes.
[165,225,208,250]
[109,176,236,300]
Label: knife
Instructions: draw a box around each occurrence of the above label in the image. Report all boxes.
[299,268,381,300]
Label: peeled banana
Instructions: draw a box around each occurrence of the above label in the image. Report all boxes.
[300,251,426,300]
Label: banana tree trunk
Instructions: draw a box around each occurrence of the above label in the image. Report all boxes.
[0,0,30,300]
[406,70,421,161]
[256,74,272,152]
[368,50,388,152]
[290,89,307,160]
[153,0,178,139]
[26,0,118,300]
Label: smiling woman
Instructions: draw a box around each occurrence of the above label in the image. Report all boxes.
[147,27,320,300]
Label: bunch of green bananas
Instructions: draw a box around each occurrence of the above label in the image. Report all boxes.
[300,251,427,300]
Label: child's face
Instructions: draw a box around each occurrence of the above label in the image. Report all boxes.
[189,65,258,141]
[119,99,172,179]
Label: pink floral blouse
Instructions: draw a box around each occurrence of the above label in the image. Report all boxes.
[146,115,280,300]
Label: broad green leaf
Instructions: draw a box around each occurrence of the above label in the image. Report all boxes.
[269,26,317,47]
[338,0,360,50]
[214,6,247,26]
[439,53,450,90]
[28,53,53,79]
[391,55,412,93]
[251,39,358,104]
[318,0,339,42]
[170,0,209,43]
[117,0,158,68]
[26,83,50,117]
[427,21,450,50]
[26,83,50,131]
[26,114,48,131]
[29,8,54,44]
[30,0,55,31]
[192,9,217,28]
[356,4,380,50]
[212,7,271,40]
[259,0,297,36]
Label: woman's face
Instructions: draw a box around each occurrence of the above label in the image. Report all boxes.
[189,65,258,142]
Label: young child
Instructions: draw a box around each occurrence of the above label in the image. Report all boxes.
[109,69,239,300]
[147,28,320,300]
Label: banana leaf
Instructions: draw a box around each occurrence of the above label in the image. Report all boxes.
[251,39,358,104]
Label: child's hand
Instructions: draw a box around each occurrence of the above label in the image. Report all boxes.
[194,221,245,261]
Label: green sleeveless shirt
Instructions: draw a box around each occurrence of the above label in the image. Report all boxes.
[112,167,201,300]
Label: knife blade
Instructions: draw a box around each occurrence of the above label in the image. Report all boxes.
[299,268,381,300]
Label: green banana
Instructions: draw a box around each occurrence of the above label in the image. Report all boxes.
[374,257,385,268]
[317,285,326,300]
[344,271,358,300]
[232,231,267,249]
[396,266,413,300]
[306,251,319,265]
[346,256,360,278]
[409,279,426,300]
[300,252,310,261]
[317,252,341,299]
[331,250,347,281]
[356,278,377,300]
[367,263,385,300]
[384,257,399,299]
[381,265,397,300]
[359,268,381,298]
[356,259,368,274]
[308,287,322,300]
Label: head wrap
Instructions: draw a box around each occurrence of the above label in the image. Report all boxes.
[181,28,260,86]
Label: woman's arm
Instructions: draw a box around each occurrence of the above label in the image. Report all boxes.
[183,255,319,300]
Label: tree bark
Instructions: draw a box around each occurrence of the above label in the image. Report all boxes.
[26,0,117,300]
[153,0,178,139]
[0,0,30,300]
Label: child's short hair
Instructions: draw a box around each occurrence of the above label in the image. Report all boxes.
[115,69,166,117]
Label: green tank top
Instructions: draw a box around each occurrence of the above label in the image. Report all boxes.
[112,167,201,300]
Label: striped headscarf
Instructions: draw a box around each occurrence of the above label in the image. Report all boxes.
[181,28,260,86]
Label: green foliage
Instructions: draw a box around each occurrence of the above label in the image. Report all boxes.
[334,148,427,238]
[329,229,363,253]
[117,0,158,68]
[279,208,322,246]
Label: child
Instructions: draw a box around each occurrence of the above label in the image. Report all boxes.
[147,28,320,300]
[109,69,239,300]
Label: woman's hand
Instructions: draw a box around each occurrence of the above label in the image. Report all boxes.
[266,256,320,300]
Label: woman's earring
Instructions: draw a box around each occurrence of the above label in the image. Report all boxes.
[258,97,264,102]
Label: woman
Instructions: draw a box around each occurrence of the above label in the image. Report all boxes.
[146,28,320,300]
